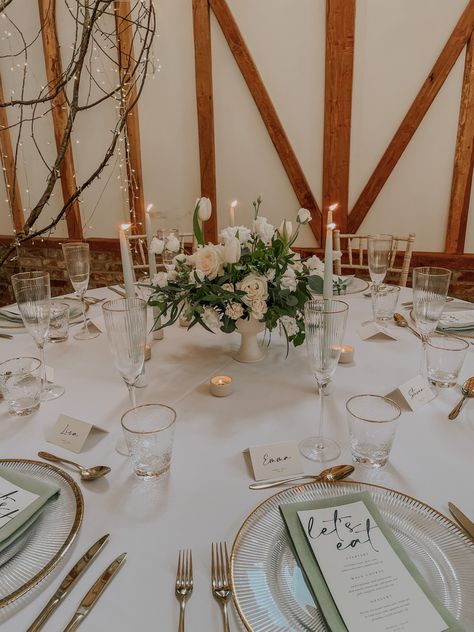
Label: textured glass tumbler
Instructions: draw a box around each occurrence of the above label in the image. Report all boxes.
[371,285,400,322]
[346,395,401,468]
[121,404,177,480]
[48,302,70,343]
[0,357,42,416]
[426,334,469,388]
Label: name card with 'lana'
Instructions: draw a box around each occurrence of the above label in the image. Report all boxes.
[46,414,108,454]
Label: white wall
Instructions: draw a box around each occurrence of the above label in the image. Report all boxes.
[1,0,473,252]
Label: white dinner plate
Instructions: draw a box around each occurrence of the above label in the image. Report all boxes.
[0,460,83,621]
[231,481,474,631]
[0,297,87,331]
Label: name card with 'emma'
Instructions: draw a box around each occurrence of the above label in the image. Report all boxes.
[248,440,304,481]
[46,414,108,454]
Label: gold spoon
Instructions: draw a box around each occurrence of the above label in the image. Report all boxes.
[38,451,111,481]
[448,377,474,421]
[249,464,354,490]
[393,313,421,339]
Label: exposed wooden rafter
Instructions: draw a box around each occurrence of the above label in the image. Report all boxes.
[0,72,24,234]
[208,0,322,241]
[114,0,146,234]
[349,0,474,234]
[445,34,474,254]
[38,0,83,239]
[192,0,218,243]
[323,0,355,236]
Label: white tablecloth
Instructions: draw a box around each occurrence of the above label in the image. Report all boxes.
[1,287,473,631]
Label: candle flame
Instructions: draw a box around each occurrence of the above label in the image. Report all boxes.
[231,200,238,208]
[329,203,339,212]
[120,223,131,230]
[146,203,154,214]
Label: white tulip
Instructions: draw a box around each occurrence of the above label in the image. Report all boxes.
[198,197,212,221]
[279,220,293,240]
[223,236,241,264]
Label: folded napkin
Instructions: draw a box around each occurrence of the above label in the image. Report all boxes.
[0,466,60,554]
[280,492,463,632]
[438,310,474,332]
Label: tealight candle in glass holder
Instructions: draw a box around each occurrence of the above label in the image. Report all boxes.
[210,375,233,397]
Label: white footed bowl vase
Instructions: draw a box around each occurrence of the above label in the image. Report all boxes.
[233,316,266,363]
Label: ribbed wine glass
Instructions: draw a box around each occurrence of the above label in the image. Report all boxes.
[11,271,65,401]
[102,298,147,453]
[299,299,349,462]
[62,242,99,340]
[412,267,451,374]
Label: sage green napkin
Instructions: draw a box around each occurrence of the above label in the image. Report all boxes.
[0,466,60,554]
[280,492,463,632]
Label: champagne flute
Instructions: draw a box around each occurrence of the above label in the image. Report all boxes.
[102,298,147,453]
[62,242,99,340]
[299,299,349,462]
[412,267,451,374]
[368,234,393,320]
[11,271,65,401]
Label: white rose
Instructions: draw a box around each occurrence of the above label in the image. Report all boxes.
[149,237,164,255]
[279,315,298,337]
[202,306,221,330]
[223,236,241,264]
[305,255,325,274]
[281,267,298,292]
[153,271,169,288]
[239,274,268,305]
[225,302,245,320]
[252,216,275,243]
[220,225,252,244]
[166,234,181,253]
[250,298,268,320]
[297,208,312,224]
[279,219,293,240]
[193,244,224,280]
[221,282,234,292]
[198,197,212,221]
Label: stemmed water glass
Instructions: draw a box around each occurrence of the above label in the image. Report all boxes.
[62,242,99,340]
[299,299,349,462]
[102,297,147,453]
[368,234,393,319]
[412,267,452,374]
[11,271,65,401]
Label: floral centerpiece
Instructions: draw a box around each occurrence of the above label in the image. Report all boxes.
[148,197,341,359]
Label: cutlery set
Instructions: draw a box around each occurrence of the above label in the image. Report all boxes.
[176,543,232,631]
[27,534,126,632]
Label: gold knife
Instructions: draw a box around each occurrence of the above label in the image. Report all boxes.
[61,552,127,632]
[448,502,474,539]
[26,534,110,632]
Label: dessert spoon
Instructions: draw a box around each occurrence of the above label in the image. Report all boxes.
[249,464,354,490]
[38,451,111,481]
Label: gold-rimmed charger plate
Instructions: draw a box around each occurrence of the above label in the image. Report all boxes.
[0,459,83,619]
[231,481,474,631]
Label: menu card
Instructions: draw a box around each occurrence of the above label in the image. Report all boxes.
[280,493,463,632]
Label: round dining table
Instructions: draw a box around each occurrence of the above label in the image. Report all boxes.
[1,286,473,631]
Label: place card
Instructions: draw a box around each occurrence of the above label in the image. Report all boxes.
[248,440,304,481]
[86,320,102,335]
[294,495,449,632]
[46,414,108,454]
[387,375,436,411]
[357,321,398,341]
[0,477,39,529]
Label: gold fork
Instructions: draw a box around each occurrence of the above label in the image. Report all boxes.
[175,549,193,632]
[212,542,232,632]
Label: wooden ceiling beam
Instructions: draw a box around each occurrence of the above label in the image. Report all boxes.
[445,35,474,254]
[323,0,355,236]
[349,0,474,234]
[209,0,321,241]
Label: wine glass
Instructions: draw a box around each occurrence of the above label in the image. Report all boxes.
[11,271,65,401]
[299,299,349,462]
[62,242,99,340]
[412,267,451,373]
[368,234,393,320]
[102,298,147,453]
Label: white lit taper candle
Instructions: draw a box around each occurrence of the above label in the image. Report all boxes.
[230,200,238,227]
[119,223,135,298]
[145,203,157,278]
[323,203,338,300]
